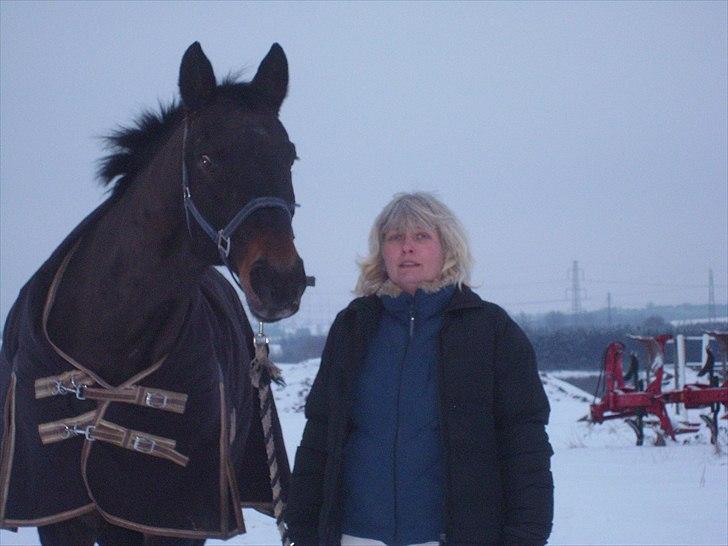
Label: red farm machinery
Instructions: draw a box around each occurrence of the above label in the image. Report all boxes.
[587,331,728,446]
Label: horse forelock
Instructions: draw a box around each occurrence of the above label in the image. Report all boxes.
[97,78,264,198]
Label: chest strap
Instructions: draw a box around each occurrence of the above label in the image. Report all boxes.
[35,371,188,414]
[38,414,189,467]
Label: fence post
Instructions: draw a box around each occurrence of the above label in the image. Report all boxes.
[676,334,688,420]
[701,333,711,367]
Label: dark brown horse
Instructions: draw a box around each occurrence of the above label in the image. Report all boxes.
[0,43,307,545]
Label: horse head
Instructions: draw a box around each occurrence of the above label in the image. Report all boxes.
[178,43,307,321]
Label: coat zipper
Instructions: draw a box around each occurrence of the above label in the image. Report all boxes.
[393,304,415,544]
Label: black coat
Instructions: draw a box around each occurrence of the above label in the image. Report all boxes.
[286,286,553,546]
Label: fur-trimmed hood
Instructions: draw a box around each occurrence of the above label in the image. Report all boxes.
[373,273,462,298]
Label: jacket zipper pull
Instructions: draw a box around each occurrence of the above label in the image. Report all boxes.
[409,309,415,338]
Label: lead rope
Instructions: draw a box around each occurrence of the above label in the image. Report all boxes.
[250,322,291,546]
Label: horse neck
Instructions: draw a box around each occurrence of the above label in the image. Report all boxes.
[46,124,208,384]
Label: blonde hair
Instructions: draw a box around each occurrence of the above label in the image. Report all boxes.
[355,192,473,296]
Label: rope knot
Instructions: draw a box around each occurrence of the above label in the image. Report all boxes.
[251,338,285,389]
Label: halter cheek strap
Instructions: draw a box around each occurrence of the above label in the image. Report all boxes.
[180,118,297,288]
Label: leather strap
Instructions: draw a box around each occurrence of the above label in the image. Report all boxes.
[34,370,94,399]
[38,415,189,467]
[35,372,188,414]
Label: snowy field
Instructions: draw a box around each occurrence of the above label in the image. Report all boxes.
[2,359,726,546]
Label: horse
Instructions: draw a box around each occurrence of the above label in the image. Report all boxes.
[0,42,307,546]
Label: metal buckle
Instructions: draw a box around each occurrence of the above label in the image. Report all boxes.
[83,425,96,441]
[49,375,89,398]
[217,230,231,257]
[69,376,87,400]
[73,384,87,400]
[254,322,269,348]
[145,391,168,409]
[132,435,156,454]
[53,380,68,396]
[69,424,95,441]
[254,332,269,348]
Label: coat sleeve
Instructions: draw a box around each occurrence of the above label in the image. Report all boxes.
[493,312,554,546]
[285,315,341,545]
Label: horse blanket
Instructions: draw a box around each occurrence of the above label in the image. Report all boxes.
[0,196,290,540]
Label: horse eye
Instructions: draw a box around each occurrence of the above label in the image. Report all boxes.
[199,155,212,169]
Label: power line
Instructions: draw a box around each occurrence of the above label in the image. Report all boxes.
[483,280,566,289]
[607,292,612,326]
[567,260,585,315]
[708,268,716,321]
[498,297,570,306]
[587,279,725,288]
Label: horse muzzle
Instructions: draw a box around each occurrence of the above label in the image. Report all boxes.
[243,257,308,322]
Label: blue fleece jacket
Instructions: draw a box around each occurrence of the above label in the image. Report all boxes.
[340,285,455,546]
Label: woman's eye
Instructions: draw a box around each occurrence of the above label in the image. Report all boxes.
[199,155,212,169]
[415,232,430,240]
[386,233,403,242]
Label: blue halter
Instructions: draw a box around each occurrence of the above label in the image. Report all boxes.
[180,118,297,288]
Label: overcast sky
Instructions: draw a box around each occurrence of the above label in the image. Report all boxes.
[1,1,726,328]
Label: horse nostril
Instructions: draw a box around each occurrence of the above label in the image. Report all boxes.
[249,259,305,309]
[249,262,273,302]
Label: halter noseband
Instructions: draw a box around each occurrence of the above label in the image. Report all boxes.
[180,117,297,287]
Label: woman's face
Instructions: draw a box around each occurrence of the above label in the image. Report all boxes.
[382,226,445,295]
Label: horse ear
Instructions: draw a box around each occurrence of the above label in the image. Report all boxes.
[179,42,217,110]
[251,43,288,113]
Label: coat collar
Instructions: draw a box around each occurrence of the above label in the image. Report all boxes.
[445,285,487,313]
[347,284,485,317]
[380,285,456,322]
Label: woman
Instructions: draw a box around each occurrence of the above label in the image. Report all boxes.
[286,193,553,546]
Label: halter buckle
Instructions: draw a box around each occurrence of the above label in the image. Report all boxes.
[217,231,231,258]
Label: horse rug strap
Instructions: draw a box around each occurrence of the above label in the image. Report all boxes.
[37,414,189,467]
[34,369,188,413]
[34,369,190,467]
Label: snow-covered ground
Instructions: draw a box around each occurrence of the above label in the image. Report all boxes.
[2,359,726,546]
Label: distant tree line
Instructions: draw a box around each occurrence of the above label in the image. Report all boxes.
[275,316,728,371]
[519,303,726,331]
[276,332,327,363]
[521,317,727,370]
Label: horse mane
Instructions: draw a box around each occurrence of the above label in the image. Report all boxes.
[98,77,256,197]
